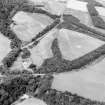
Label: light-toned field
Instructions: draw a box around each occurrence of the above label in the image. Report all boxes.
[58,29,105,60]
[4,0,105,104]
[52,29,105,102]
[16,98,47,105]
[30,29,57,67]
[0,33,11,63]
[11,11,53,41]
[52,58,105,102]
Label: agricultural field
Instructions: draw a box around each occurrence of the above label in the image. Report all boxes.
[1,0,105,105]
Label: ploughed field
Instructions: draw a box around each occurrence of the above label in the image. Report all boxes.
[1,0,105,105]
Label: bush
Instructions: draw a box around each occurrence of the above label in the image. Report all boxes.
[91,16,105,29]
[42,89,104,105]
[87,4,105,29]
[21,48,31,59]
[2,48,22,68]
[10,38,22,49]
[87,4,98,16]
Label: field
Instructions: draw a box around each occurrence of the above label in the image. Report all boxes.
[1,0,105,105]
[0,33,11,64]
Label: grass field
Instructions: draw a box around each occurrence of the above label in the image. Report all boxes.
[16,98,47,105]
[52,57,105,102]
[3,0,105,104]
[0,33,11,63]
